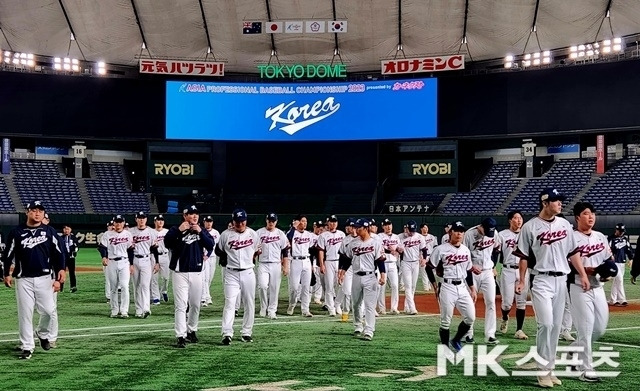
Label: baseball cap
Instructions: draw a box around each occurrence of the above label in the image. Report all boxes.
[353,218,371,228]
[540,187,566,202]
[345,217,355,227]
[449,221,466,232]
[154,214,164,221]
[44,213,50,220]
[107,220,114,227]
[481,217,497,238]
[135,211,147,219]
[370,218,377,226]
[185,205,199,215]
[203,215,213,222]
[26,200,45,211]
[314,220,325,227]
[327,214,338,222]
[266,213,278,222]
[407,220,418,232]
[382,218,392,225]
[594,259,619,281]
[615,223,625,232]
[113,214,125,223]
[232,208,247,222]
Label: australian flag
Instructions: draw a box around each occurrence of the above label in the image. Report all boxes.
[243,21,262,35]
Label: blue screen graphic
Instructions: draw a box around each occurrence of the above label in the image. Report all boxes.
[166,78,437,141]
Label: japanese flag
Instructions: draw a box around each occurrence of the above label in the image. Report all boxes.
[267,22,283,34]
[329,20,348,33]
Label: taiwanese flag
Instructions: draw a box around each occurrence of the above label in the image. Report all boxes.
[242,21,262,34]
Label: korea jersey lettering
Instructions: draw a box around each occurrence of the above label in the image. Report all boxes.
[464,226,499,269]
[516,216,577,274]
[397,233,426,261]
[217,228,259,269]
[428,242,472,280]
[498,229,520,266]
[291,230,315,257]
[318,230,345,260]
[100,230,134,259]
[164,227,215,272]
[256,227,289,263]
[340,234,358,255]
[571,230,612,288]
[380,233,400,263]
[129,227,158,256]
[3,224,65,278]
[344,237,384,273]
[154,228,169,254]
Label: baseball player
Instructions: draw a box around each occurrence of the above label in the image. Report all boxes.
[150,215,170,304]
[377,218,400,315]
[419,223,437,291]
[216,209,259,344]
[337,218,357,321]
[286,214,315,317]
[569,201,615,383]
[129,211,159,318]
[3,200,66,360]
[427,221,477,353]
[310,220,324,305]
[441,222,452,244]
[317,214,345,317]
[201,215,220,307]
[515,188,590,388]
[164,205,215,348]
[60,224,79,293]
[255,213,290,319]
[464,217,501,344]
[102,221,114,302]
[39,214,61,349]
[397,220,427,315]
[339,218,386,340]
[99,214,134,318]
[608,223,633,306]
[497,210,529,340]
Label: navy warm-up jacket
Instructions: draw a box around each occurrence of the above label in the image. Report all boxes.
[2,224,66,278]
[164,226,215,273]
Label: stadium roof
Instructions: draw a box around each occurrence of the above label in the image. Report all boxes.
[1,0,640,74]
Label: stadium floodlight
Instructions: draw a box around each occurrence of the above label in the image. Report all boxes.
[63,57,71,70]
[54,57,62,70]
[71,58,79,72]
[504,55,513,68]
[569,46,578,59]
[613,37,622,52]
[522,53,531,67]
[542,50,551,64]
[97,61,106,75]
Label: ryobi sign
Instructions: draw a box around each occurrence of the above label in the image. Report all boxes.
[398,160,458,179]
[149,161,210,179]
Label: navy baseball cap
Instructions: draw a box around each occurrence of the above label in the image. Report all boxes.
[26,200,45,211]
[203,215,213,222]
[450,221,466,232]
[382,218,392,225]
[327,214,338,222]
[481,217,497,238]
[44,213,50,220]
[407,220,418,232]
[266,213,278,222]
[615,223,625,231]
[135,211,147,219]
[113,214,125,223]
[370,218,377,226]
[345,217,355,226]
[185,205,199,215]
[353,218,371,228]
[595,259,618,281]
[154,214,164,221]
[232,208,247,222]
[540,188,566,202]
[314,220,325,227]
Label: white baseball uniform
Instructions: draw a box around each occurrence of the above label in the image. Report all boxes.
[344,236,385,338]
[317,229,345,316]
[464,226,500,342]
[256,226,289,318]
[516,216,576,371]
[129,226,158,317]
[288,229,315,315]
[419,233,437,290]
[498,228,528,312]
[217,227,259,338]
[337,233,357,315]
[150,227,170,302]
[201,227,220,305]
[397,232,426,314]
[569,230,611,377]
[378,232,400,314]
[100,229,134,317]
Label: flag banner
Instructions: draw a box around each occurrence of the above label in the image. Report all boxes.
[381,54,465,75]
[266,21,283,33]
[284,21,304,33]
[139,59,224,76]
[329,20,348,33]
[305,21,326,33]
[242,21,262,34]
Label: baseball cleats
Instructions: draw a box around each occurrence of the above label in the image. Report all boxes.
[222,336,232,345]
[500,319,508,334]
[390,309,400,315]
[313,299,323,305]
[363,334,373,341]
[119,313,129,319]
[176,337,186,348]
[464,336,475,344]
[162,293,169,302]
[354,331,362,337]
[49,341,57,349]
[579,373,601,382]
[514,330,529,340]
[152,299,160,305]
[19,350,33,360]
[560,330,575,341]
[268,312,277,320]
[186,331,198,343]
[549,373,562,385]
[328,310,336,317]
[110,313,119,318]
[38,337,51,351]
[259,309,266,317]
[486,337,499,345]
[621,301,628,306]
[303,312,314,318]
[241,335,253,343]
[537,374,553,388]
[449,340,463,353]
[234,310,239,317]
[70,287,77,293]
[286,305,295,316]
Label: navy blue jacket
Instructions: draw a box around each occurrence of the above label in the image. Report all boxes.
[3,223,66,278]
[164,226,215,273]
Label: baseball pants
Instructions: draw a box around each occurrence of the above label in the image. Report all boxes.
[288,258,312,314]
[222,268,256,337]
[336,268,353,315]
[352,273,379,337]
[45,292,58,344]
[468,269,497,341]
[103,265,111,300]
[172,271,202,338]
[401,261,420,313]
[257,262,282,317]
[16,276,55,351]
[132,257,152,316]
[562,293,573,332]
[610,262,626,304]
[201,257,216,304]
[312,264,324,302]
[323,260,339,315]
[569,284,608,376]
[377,262,399,313]
[151,253,170,301]
[499,267,529,311]
[438,282,476,329]
[107,259,131,316]
[531,274,567,371]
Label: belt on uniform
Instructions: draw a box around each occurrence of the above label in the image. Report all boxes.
[227,267,250,272]
[109,257,124,261]
[325,259,339,262]
[293,256,309,259]
[504,264,519,269]
[134,254,149,258]
[443,279,463,285]
[536,271,565,277]
[355,271,374,276]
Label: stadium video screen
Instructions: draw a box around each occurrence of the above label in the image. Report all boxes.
[166,78,437,141]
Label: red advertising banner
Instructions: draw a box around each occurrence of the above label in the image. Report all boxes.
[381,55,465,75]
[596,134,605,174]
[139,59,224,76]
